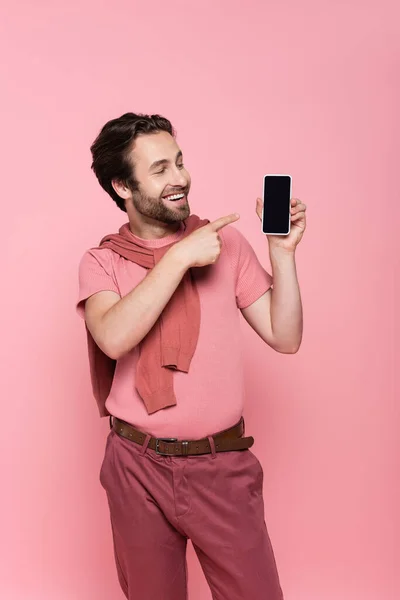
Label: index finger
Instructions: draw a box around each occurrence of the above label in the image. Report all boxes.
[210,213,240,232]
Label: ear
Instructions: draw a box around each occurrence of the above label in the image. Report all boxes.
[111,179,131,200]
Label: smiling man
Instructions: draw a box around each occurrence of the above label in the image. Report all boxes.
[77,112,306,600]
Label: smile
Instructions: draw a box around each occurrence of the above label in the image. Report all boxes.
[163,193,185,201]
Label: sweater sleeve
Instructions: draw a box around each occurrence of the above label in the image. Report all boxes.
[221,225,273,309]
[76,248,120,319]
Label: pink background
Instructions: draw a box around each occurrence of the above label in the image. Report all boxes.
[1,1,398,598]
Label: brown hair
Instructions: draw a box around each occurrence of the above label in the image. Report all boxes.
[90,112,175,212]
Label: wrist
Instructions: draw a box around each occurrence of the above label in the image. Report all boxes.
[268,244,296,261]
[166,243,192,272]
[269,246,295,264]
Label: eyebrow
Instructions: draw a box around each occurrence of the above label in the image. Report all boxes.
[149,150,183,171]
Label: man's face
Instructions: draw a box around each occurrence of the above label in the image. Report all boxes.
[126,131,191,224]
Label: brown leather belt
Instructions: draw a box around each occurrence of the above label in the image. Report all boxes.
[111,416,254,456]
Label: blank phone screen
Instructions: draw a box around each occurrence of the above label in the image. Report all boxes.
[262,175,291,234]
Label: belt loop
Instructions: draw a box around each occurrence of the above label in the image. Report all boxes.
[109,415,113,430]
[207,435,217,459]
[140,434,151,457]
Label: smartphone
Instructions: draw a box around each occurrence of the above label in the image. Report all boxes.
[261,174,292,235]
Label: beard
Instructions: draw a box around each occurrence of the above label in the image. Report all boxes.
[131,186,191,224]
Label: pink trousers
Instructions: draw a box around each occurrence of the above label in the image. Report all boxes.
[100,425,284,600]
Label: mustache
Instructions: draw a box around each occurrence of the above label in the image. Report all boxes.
[162,187,189,197]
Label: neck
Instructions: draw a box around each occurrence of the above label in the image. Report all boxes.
[128,217,183,240]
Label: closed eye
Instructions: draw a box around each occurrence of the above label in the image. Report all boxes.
[155,163,184,175]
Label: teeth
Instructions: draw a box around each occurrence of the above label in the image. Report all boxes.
[164,193,185,201]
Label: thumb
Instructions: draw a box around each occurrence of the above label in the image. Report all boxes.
[210,213,240,232]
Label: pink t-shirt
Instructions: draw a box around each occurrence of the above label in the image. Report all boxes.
[77,222,272,439]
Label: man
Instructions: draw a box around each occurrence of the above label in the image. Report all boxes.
[77,112,306,600]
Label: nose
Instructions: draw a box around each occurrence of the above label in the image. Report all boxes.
[170,165,187,188]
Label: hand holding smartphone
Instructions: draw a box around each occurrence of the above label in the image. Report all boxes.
[261,174,292,236]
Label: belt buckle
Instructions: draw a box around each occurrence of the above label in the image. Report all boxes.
[155,437,178,456]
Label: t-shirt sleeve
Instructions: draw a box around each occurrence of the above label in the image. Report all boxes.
[222,225,273,309]
[76,248,121,319]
